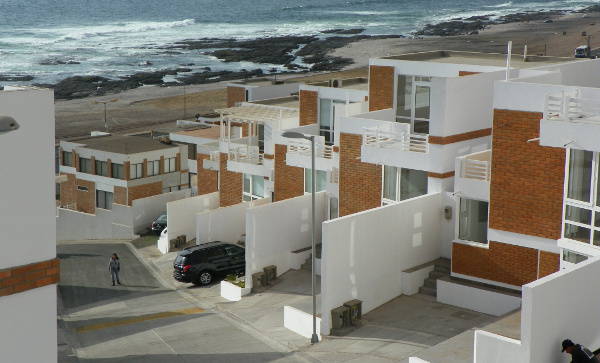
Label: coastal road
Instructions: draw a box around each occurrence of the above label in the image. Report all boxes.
[57,242,306,362]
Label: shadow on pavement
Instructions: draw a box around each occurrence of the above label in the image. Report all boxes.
[76,352,297,362]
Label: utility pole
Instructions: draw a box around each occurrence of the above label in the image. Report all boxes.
[183,85,187,119]
[93,99,118,132]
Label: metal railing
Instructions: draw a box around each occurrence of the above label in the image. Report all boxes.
[287,140,337,159]
[228,145,264,165]
[460,158,490,181]
[362,126,429,153]
[208,150,220,162]
[545,92,600,123]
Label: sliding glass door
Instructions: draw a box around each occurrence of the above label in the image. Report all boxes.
[396,75,431,134]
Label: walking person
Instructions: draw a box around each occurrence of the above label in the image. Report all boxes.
[109,253,121,286]
[562,339,600,363]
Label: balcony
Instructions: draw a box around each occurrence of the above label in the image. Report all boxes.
[227,143,269,177]
[454,150,491,201]
[362,126,429,153]
[285,139,338,171]
[540,91,600,152]
[203,150,220,171]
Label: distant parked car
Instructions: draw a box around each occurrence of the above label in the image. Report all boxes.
[151,214,167,235]
[173,242,245,286]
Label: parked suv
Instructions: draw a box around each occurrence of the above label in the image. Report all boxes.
[173,242,245,286]
[151,214,167,235]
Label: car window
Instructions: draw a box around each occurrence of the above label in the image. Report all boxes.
[157,214,167,223]
[224,245,243,256]
[175,255,186,265]
[204,247,226,259]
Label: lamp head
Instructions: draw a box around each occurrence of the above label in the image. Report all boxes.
[282,131,309,140]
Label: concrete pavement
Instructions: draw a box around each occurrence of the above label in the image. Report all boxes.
[57,242,309,362]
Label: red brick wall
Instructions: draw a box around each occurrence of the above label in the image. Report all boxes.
[452,241,538,286]
[219,153,242,207]
[197,153,219,195]
[127,181,162,206]
[339,133,382,216]
[114,186,127,205]
[452,242,561,286]
[539,251,560,278]
[0,258,60,297]
[459,71,482,76]
[428,128,491,145]
[76,179,96,214]
[489,109,566,240]
[299,90,318,126]
[368,65,394,111]
[59,172,76,207]
[274,144,304,202]
[227,86,246,107]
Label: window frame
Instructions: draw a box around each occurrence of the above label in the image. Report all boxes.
[130,162,143,180]
[95,160,108,177]
[111,163,124,180]
[318,98,345,146]
[96,190,113,210]
[166,157,177,173]
[394,74,431,135]
[304,169,327,194]
[79,157,92,173]
[147,160,160,176]
[562,149,600,247]
[62,151,73,167]
[456,197,489,245]
[243,174,264,201]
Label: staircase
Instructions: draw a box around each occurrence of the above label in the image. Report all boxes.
[419,258,451,297]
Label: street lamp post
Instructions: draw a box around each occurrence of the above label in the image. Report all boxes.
[93,99,118,132]
[281,131,319,344]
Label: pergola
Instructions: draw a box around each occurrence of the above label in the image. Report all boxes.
[215,104,299,143]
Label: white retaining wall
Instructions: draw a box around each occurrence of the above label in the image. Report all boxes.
[245,192,327,289]
[196,202,251,245]
[474,257,600,363]
[320,193,443,335]
[131,189,190,233]
[56,207,135,241]
[437,279,521,316]
[284,306,322,340]
[166,192,219,247]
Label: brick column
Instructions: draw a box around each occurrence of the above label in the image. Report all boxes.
[196,153,218,195]
[74,152,79,172]
[368,65,394,111]
[273,144,304,201]
[219,153,242,207]
[159,156,165,175]
[143,159,148,178]
[124,161,130,180]
[90,156,96,175]
[299,90,318,126]
[107,159,112,178]
[175,153,181,171]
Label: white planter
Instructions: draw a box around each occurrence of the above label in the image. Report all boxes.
[220,280,251,301]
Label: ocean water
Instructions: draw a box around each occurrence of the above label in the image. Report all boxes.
[0,0,596,84]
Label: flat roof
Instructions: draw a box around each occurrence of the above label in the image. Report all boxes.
[76,135,176,154]
[251,96,299,109]
[307,77,369,90]
[229,78,297,87]
[173,126,220,139]
[381,50,576,69]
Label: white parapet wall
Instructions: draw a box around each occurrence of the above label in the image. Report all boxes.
[131,189,191,234]
[320,193,443,335]
[196,202,251,245]
[166,192,219,248]
[401,264,435,296]
[474,257,600,363]
[437,279,521,317]
[245,192,328,289]
[220,280,251,302]
[284,306,322,340]
[56,207,135,241]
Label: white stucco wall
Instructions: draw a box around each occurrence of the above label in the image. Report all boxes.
[131,189,190,233]
[320,193,443,335]
[196,202,250,245]
[166,192,219,248]
[244,192,328,288]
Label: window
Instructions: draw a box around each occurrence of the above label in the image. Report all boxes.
[162,186,181,193]
[243,174,264,201]
[95,160,108,176]
[382,166,428,204]
[304,169,327,193]
[77,185,88,192]
[187,143,197,160]
[166,157,177,173]
[319,99,344,145]
[147,160,160,176]
[224,245,243,256]
[130,163,143,179]
[62,151,73,166]
[329,196,339,219]
[562,250,588,264]
[111,163,124,180]
[395,75,431,134]
[458,198,489,244]
[563,149,600,246]
[96,190,113,210]
[79,157,92,173]
[258,123,265,153]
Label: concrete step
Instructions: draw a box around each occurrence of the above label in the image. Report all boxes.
[436,257,451,268]
[419,286,437,297]
[423,277,437,289]
[434,265,450,274]
[428,270,449,279]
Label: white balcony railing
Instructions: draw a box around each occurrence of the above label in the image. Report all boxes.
[545,92,600,123]
[287,140,337,160]
[228,145,264,165]
[209,150,220,162]
[460,158,490,181]
[362,126,429,153]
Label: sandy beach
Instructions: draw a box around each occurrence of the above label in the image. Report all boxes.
[55,11,600,139]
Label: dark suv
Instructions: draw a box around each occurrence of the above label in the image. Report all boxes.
[151,214,167,235]
[173,242,245,286]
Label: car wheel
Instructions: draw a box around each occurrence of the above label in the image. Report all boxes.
[197,271,213,286]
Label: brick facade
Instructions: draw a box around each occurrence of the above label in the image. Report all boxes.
[428,128,492,145]
[127,181,162,206]
[458,71,482,76]
[339,133,382,216]
[299,90,318,126]
[59,172,76,207]
[0,258,60,298]
[114,186,127,205]
[489,109,566,240]
[368,65,394,111]
[76,179,96,214]
[227,86,246,107]
[452,241,540,286]
[539,251,560,278]
[219,153,243,207]
[196,153,219,195]
[273,144,304,202]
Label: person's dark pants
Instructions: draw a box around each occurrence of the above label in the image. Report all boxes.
[111,270,120,285]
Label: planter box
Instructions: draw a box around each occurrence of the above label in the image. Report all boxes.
[220,280,251,301]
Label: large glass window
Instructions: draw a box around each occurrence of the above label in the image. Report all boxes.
[96,190,113,210]
[563,149,600,246]
[243,174,264,201]
[130,163,143,179]
[304,169,327,193]
[166,157,177,173]
[95,160,108,177]
[62,151,73,166]
[111,163,124,180]
[382,166,428,205]
[563,249,588,264]
[79,157,92,173]
[458,198,489,244]
[319,99,344,145]
[395,75,431,134]
[147,160,160,176]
